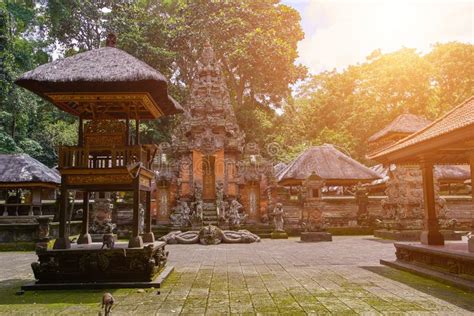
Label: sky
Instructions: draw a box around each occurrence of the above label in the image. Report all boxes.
[281,0,474,74]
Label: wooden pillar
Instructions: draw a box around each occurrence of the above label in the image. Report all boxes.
[78,117,83,146]
[128,178,143,248]
[53,183,71,249]
[77,191,91,244]
[419,159,444,245]
[470,153,474,208]
[142,190,155,243]
[135,119,140,145]
[126,118,130,146]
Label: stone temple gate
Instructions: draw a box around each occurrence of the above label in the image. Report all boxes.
[155,42,272,227]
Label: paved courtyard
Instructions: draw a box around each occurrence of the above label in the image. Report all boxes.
[0,236,473,315]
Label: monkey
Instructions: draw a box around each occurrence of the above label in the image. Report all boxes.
[101,234,115,249]
[101,292,114,315]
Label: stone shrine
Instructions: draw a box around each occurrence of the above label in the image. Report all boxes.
[156,42,272,228]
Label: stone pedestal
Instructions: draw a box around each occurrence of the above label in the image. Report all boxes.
[142,232,155,243]
[128,235,144,248]
[271,231,288,239]
[29,241,169,286]
[300,232,332,242]
[77,233,92,244]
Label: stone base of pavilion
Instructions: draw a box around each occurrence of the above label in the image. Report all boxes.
[22,241,172,291]
[300,231,333,242]
[380,242,474,292]
[374,229,463,241]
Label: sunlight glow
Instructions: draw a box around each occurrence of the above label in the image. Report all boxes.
[294,0,473,73]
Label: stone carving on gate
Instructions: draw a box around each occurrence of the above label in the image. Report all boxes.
[379,165,449,230]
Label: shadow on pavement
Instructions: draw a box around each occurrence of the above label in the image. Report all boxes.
[362,266,474,312]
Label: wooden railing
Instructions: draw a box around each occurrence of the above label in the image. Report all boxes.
[59,145,149,169]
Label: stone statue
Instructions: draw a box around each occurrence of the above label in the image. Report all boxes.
[170,200,191,228]
[271,203,285,232]
[301,209,324,232]
[191,200,203,227]
[194,183,203,202]
[228,199,246,229]
[218,200,229,226]
[90,198,116,235]
[216,181,224,217]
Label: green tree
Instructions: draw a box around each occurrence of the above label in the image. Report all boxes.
[425,42,474,115]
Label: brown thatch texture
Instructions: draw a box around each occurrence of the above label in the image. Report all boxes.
[15,47,182,115]
[368,114,432,142]
[277,144,381,185]
[273,162,287,177]
[0,154,60,186]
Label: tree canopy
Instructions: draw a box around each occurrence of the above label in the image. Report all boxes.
[0,1,473,168]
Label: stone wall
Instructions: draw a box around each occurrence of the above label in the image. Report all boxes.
[280,195,472,229]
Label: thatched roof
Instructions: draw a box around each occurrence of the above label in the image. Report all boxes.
[368,114,432,142]
[15,46,182,118]
[0,154,60,188]
[273,162,287,176]
[277,144,381,186]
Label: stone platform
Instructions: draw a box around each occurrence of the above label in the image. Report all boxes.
[270,231,288,239]
[374,229,463,241]
[381,242,474,292]
[25,241,169,290]
[300,231,332,242]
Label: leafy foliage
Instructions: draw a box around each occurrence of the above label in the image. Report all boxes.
[278,44,474,163]
[0,1,472,169]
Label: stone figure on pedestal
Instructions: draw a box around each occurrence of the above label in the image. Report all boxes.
[272,203,285,231]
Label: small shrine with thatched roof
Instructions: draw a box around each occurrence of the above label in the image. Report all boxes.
[276,144,381,229]
[0,154,59,217]
[15,34,180,289]
[0,154,60,244]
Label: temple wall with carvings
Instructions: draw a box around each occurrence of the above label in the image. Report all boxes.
[277,195,472,229]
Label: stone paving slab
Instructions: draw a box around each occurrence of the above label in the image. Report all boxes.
[0,236,473,315]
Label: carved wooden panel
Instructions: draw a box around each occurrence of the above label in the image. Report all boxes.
[84,120,127,147]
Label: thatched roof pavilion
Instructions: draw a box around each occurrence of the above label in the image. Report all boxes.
[278,144,381,186]
[15,37,182,120]
[0,154,60,189]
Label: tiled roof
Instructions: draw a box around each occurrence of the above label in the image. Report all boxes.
[369,96,474,160]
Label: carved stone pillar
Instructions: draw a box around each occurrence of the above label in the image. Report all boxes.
[419,158,444,245]
[469,152,474,252]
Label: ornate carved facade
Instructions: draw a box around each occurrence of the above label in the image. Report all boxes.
[156,42,271,227]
